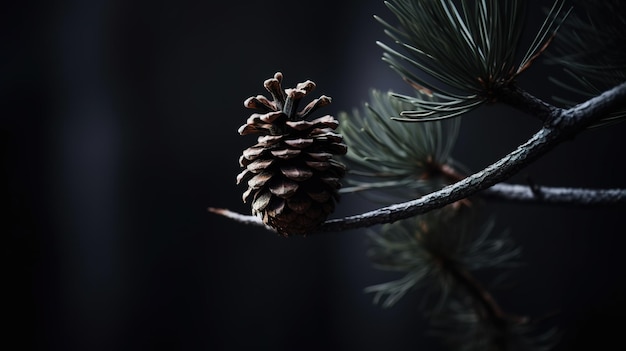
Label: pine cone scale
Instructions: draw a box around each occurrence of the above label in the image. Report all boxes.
[283,138,314,148]
[280,166,313,181]
[245,158,275,173]
[270,149,301,159]
[247,171,273,189]
[269,180,299,198]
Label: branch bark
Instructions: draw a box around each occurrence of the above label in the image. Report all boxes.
[210,81,626,233]
[483,183,626,205]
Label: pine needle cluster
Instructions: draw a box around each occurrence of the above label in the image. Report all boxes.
[364,206,537,349]
[376,0,571,121]
[364,208,520,307]
[338,89,462,203]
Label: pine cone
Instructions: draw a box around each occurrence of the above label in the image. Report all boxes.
[237,72,347,236]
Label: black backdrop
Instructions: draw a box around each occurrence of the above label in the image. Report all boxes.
[3,1,625,350]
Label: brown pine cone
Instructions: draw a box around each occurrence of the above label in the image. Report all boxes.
[237,72,347,236]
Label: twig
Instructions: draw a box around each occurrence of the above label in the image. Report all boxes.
[207,207,267,228]
[497,84,558,123]
[483,183,626,205]
[525,175,544,200]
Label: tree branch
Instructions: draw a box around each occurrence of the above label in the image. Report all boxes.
[483,183,626,205]
[210,81,626,234]
[207,207,267,228]
[497,84,558,124]
[208,181,626,231]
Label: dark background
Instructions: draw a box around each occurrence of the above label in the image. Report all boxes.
[3,0,625,350]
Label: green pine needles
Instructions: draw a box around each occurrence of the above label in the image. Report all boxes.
[364,208,520,309]
[376,0,572,121]
[363,207,550,350]
[338,89,462,202]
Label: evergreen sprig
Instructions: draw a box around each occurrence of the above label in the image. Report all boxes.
[364,208,520,309]
[366,208,544,349]
[338,89,462,203]
[376,0,571,121]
